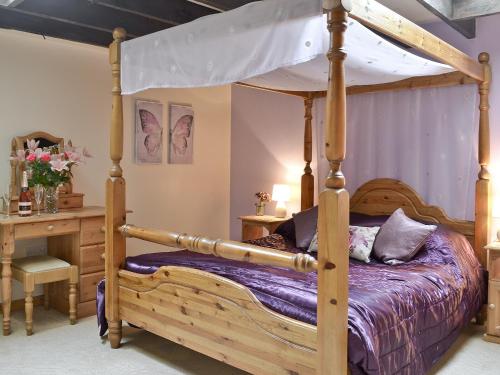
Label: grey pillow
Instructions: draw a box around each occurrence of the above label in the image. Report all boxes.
[373,208,436,264]
[293,206,318,249]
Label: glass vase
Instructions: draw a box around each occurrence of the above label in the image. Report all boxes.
[255,202,266,216]
[45,186,59,214]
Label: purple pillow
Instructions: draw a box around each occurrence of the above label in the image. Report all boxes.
[293,206,318,249]
[373,208,437,264]
[293,207,389,249]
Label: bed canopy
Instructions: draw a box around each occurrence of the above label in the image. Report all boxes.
[120,0,455,94]
[105,0,491,374]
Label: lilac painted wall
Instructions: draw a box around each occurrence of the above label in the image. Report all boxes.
[230,16,500,240]
[425,15,500,175]
[230,85,317,240]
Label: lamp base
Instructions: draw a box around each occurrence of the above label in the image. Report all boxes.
[275,202,287,218]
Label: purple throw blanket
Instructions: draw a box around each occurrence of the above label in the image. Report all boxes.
[97,227,485,375]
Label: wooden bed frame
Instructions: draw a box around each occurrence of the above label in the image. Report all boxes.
[105,1,492,374]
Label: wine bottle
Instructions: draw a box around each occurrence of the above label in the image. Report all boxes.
[18,171,32,217]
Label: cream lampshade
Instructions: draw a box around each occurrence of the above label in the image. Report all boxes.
[272,184,291,218]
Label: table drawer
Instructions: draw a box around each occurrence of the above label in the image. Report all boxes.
[15,219,80,240]
[487,281,500,337]
[80,217,105,246]
[80,244,105,274]
[80,271,104,303]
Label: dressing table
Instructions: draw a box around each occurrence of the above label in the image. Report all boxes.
[0,206,105,335]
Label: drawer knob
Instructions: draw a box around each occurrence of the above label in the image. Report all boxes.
[47,225,54,231]
[489,304,496,310]
[100,226,106,233]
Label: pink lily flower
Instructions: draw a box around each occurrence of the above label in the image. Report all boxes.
[64,144,76,153]
[49,159,69,172]
[82,147,93,158]
[26,139,40,151]
[34,148,43,159]
[66,151,82,164]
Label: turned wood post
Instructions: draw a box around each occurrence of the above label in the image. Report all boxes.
[1,224,14,335]
[68,265,78,325]
[9,157,17,201]
[106,27,127,349]
[24,273,34,336]
[301,93,315,210]
[475,52,492,267]
[318,1,350,374]
[120,224,318,273]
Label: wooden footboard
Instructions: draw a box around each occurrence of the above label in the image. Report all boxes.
[118,267,317,375]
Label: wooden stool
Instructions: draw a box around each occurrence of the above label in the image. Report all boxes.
[12,255,78,335]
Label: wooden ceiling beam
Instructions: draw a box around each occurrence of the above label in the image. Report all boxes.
[453,0,500,20]
[184,0,255,12]
[348,0,484,81]
[416,0,475,39]
[91,0,216,25]
[0,6,132,37]
[0,7,113,47]
[184,0,226,12]
[8,0,176,38]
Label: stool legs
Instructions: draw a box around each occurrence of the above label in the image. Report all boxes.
[68,265,78,325]
[24,274,35,336]
[43,284,50,310]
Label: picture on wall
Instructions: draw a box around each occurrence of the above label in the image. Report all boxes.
[169,103,194,164]
[135,99,163,164]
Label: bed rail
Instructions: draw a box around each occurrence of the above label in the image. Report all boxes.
[119,224,318,273]
[345,0,484,81]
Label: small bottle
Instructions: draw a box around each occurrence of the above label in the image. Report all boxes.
[18,171,32,217]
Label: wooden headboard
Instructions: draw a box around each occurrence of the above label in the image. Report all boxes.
[350,179,475,246]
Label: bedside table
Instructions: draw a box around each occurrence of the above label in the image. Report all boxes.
[238,215,288,241]
[484,241,500,344]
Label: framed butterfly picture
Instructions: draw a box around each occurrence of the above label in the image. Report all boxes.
[169,103,194,164]
[135,99,163,164]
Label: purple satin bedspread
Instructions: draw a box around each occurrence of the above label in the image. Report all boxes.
[97,227,485,375]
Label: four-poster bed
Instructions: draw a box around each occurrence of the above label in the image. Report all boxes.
[104,0,491,374]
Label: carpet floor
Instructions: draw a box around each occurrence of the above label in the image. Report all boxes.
[0,307,498,374]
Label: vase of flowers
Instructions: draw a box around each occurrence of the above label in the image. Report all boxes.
[44,185,59,214]
[255,191,271,216]
[12,139,89,214]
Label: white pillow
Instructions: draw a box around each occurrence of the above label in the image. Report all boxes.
[307,226,380,263]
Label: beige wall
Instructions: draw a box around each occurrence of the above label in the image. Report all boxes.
[230,85,318,240]
[0,29,231,301]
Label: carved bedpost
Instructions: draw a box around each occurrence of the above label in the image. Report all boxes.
[318,1,350,374]
[301,93,314,210]
[106,27,127,349]
[475,52,492,267]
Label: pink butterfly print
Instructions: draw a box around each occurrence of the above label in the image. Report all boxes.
[139,109,162,135]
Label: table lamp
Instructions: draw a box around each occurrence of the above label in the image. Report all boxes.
[272,184,291,218]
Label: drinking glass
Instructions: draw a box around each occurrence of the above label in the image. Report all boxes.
[34,184,44,216]
[2,185,12,217]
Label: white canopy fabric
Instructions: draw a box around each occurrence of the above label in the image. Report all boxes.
[120,0,455,95]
